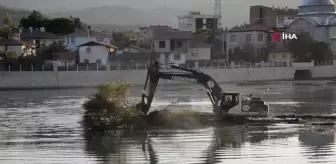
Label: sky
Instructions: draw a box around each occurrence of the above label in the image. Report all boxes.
[1,0,300,12]
[0,0,303,27]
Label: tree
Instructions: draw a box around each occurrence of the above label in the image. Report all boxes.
[42,41,69,60]
[112,32,130,49]
[288,33,332,62]
[45,18,75,35]
[0,13,17,52]
[194,29,213,43]
[20,10,84,35]
[19,10,47,29]
[288,33,313,62]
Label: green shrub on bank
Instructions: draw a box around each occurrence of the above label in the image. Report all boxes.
[82,82,146,130]
[82,82,208,130]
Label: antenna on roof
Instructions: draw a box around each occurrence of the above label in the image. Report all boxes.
[272,0,275,10]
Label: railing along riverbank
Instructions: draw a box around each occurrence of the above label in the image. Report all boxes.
[0,60,333,72]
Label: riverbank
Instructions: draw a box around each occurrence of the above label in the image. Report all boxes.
[0,78,334,91]
[0,65,335,90]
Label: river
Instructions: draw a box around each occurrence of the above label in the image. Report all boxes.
[0,81,336,164]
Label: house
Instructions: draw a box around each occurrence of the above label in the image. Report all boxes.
[54,52,76,67]
[63,31,112,51]
[20,27,60,48]
[0,39,25,56]
[77,41,116,66]
[226,24,270,61]
[153,31,193,65]
[268,48,293,65]
[186,41,212,61]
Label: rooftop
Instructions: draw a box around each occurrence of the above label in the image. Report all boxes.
[64,30,109,38]
[300,0,335,6]
[77,41,116,48]
[20,30,59,40]
[229,24,269,32]
[153,31,193,39]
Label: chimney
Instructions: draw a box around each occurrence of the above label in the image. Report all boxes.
[285,6,288,11]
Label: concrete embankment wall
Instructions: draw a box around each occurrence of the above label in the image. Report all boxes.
[0,66,335,89]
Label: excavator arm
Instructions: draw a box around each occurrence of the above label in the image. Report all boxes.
[136,61,223,115]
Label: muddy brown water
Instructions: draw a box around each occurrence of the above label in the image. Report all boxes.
[0,81,336,163]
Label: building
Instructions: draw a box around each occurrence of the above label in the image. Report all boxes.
[226,24,270,60]
[63,31,112,51]
[250,5,298,29]
[0,39,25,55]
[178,11,218,33]
[153,31,193,65]
[187,42,212,61]
[77,41,116,66]
[284,0,336,58]
[20,27,60,48]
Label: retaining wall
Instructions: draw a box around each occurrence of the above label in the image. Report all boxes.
[0,66,335,89]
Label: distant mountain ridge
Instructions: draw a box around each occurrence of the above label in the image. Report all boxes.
[45,6,188,27]
[0,5,188,31]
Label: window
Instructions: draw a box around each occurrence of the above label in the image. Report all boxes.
[159,41,165,48]
[191,50,198,57]
[84,59,89,64]
[71,37,75,43]
[278,16,285,24]
[174,54,180,60]
[258,34,264,41]
[176,40,182,48]
[96,59,101,64]
[230,35,236,42]
[245,34,251,42]
[86,47,91,53]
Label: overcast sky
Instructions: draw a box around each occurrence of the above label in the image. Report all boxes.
[2,0,300,11]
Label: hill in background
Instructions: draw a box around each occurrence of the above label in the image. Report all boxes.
[0,5,188,31]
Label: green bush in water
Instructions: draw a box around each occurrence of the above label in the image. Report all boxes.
[82,82,146,130]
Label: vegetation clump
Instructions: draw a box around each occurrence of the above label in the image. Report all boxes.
[82,82,207,131]
[82,82,146,130]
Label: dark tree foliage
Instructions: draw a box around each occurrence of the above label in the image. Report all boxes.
[288,33,333,62]
[45,18,75,35]
[19,10,84,35]
[229,44,272,63]
[112,32,130,50]
[42,41,69,60]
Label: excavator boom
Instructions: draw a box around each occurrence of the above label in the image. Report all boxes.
[137,61,222,115]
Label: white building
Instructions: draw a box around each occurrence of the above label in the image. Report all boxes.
[63,31,112,51]
[77,41,116,66]
[178,11,218,33]
[186,42,212,61]
[284,0,336,57]
[226,24,270,60]
[153,31,193,65]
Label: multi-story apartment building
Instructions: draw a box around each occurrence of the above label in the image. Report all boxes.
[178,11,218,33]
[250,5,298,29]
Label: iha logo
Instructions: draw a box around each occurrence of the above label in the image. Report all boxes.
[272,31,297,42]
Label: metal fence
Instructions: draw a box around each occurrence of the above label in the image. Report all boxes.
[0,61,333,72]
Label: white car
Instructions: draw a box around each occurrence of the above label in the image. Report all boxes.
[165,62,180,68]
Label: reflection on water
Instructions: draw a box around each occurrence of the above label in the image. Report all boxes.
[0,83,336,163]
[299,127,335,161]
